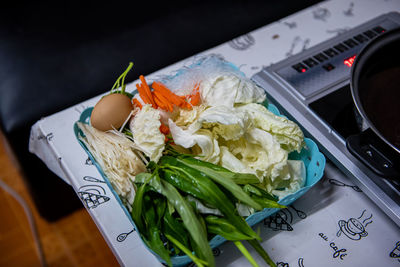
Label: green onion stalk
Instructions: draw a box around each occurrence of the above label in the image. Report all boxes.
[131,147,280,267]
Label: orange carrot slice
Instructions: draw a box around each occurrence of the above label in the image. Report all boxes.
[153,90,173,112]
[152,81,186,108]
[132,98,143,109]
[152,92,167,110]
[159,124,170,135]
[190,91,201,106]
[136,83,151,104]
[139,75,157,108]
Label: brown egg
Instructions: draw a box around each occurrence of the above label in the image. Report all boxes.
[90,93,133,131]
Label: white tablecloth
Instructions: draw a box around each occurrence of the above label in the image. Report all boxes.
[29,0,400,266]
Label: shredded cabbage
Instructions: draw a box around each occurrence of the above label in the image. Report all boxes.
[168,83,306,198]
[129,104,166,162]
[236,103,305,153]
[169,119,220,164]
[201,73,266,107]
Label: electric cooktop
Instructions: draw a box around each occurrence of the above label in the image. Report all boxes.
[252,12,400,226]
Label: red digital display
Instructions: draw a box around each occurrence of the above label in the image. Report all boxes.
[344,55,356,67]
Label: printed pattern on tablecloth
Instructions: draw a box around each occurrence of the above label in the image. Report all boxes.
[212,172,400,266]
[28,0,400,266]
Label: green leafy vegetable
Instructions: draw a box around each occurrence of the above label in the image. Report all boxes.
[131,182,149,233]
[159,156,260,241]
[162,210,190,255]
[174,156,264,210]
[165,234,208,267]
[243,184,286,209]
[138,170,215,267]
[234,241,260,267]
[142,193,171,266]
[248,239,277,267]
[205,215,253,241]
[131,150,283,267]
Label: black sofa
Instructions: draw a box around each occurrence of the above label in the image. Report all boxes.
[0,1,322,221]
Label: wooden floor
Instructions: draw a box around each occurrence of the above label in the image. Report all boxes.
[0,131,119,267]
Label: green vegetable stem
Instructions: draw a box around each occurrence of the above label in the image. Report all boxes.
[131,149,282,267]
[134,171,214,267]
[110,62,134,97]
[159,156,260,241]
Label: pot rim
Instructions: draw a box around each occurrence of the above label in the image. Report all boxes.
[350,27,400,155]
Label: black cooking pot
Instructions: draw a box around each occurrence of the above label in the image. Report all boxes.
[347,27,400,180]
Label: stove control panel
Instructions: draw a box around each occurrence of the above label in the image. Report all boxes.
[290,26,385,74]
[272,15,400,102]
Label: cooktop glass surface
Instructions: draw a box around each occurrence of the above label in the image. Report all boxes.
[309,84,359,140]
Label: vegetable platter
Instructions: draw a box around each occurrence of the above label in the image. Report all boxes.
[74,55,325,267]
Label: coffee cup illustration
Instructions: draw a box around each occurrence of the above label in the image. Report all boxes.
[336,210,373,241]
